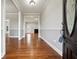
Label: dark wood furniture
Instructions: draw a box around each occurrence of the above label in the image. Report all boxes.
[34,29,38,33]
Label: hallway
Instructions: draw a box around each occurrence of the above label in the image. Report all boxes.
[1,0,77,59]
[3,34,61,59]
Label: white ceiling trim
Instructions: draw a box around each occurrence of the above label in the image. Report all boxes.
[24,13,40,14]
[6,12,17,14]
[12,0,21,11]
[24,13,40,17]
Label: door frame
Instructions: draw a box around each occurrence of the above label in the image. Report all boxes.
[5,19,10,37]
[23,16,40,37]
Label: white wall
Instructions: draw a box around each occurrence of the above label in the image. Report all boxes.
[40,0,63,56]
[6,13,18,37]
[25,22,38,33]
[6,12,24,39]
[1,0,6,58]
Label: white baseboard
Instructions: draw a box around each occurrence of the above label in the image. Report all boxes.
[9,36,25,40]
[20,36,25,39]
[9,36,19,38]
[1,51,5,58]
[40,36,62,56]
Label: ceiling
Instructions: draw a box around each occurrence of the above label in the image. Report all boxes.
[6,0,18,13]
[6,0,49,13]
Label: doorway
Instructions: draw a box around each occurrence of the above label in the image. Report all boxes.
[24,16,40,37]
[5,20,10,38]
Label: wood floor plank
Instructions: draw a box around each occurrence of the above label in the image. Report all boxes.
[3,34,62,59]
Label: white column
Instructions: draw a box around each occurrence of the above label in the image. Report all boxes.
[38,16,40,37]
[18,11,21,40]
[23,20,25,37]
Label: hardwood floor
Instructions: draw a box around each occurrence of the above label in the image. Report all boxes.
[3,34,62,59]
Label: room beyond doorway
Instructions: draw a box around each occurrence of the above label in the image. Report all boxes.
[24,15,40,38]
